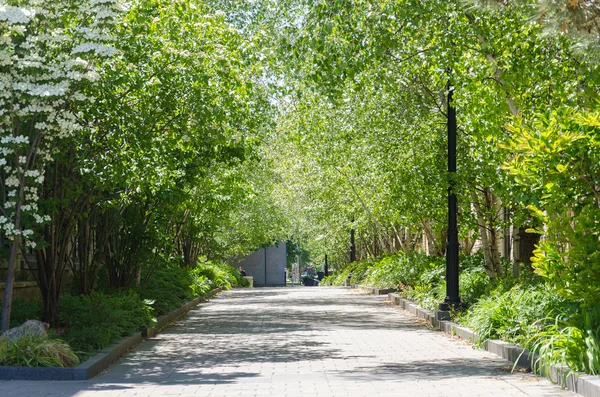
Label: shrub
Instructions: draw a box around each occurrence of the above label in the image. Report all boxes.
[191,261,249,290]
[458,269,491,308]
[363,255,405,289]
[527,306,600,376]
[190,274,212,296]
[505,107,600,309]
[0,334,79,368]
[136,264,194,315]
[59,290,155,358]
[458,283,568,346]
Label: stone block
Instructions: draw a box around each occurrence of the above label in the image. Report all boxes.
[0,366,75,380]
[435,310,450,322]
[452,324,477,342]
[575,375,600,397]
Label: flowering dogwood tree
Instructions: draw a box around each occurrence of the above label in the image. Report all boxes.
[0,0,124,332]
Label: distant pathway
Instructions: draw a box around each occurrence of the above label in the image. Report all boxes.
[0,287,576,397]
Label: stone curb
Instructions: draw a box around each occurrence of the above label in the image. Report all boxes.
[386,292,600,397]
[355,284,397,295]
[142,287,222,338]
[0,287,223,381]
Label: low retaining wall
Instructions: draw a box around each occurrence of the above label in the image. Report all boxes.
[386,292,600,397]
[0,288,222,381]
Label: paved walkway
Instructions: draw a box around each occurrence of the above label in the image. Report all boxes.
[0,287,576,397]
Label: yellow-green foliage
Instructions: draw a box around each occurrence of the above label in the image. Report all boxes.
[0,335,79,368]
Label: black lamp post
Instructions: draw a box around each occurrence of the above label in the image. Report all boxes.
[350,221,356,263]
[440,80,461,311]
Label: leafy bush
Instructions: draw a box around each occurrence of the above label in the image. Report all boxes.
[359,252,445,290]
[59,290,155,358]
[403,283,445,311]
[458,269,491,308]
[190,274,212,296]
[527,307,600,376]
[505,108,600,309]
[0,334,79,368]
[323,262,360,285]
[348,260,373,284]
[191,261,249,290]
[458,283,568,347]
[136,264,194,315]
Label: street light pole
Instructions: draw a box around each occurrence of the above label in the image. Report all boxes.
[350,223,356,263]
[441,80,461,311]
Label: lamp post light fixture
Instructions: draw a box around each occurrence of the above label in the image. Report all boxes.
[350,222,356,263]
[440,80,461,311]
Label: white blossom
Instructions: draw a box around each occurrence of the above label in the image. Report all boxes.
[0,6,36,25]
[0,0,123,247]
[5,175,19,187]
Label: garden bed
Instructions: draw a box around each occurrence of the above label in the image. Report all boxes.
[0,288,222,381]
[386,292,600,397]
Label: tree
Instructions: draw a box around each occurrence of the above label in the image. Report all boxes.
[0,0,123,332]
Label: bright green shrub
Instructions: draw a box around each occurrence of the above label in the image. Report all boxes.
[190,274,212,296]
[318,260,374,286]
[459,283,568,346]
[136,264,194,315]
[459,269,491,308]
[505,108,600,309]
[191,261,249,290]
[363,255,405,288]
[349,260,374,285]
[528,307,600,376]
[0,334,79,368]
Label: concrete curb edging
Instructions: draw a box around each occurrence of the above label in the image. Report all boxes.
[355,284,397,295]
[0,288,223,381]
[386,292,600,397]
[142,287,222,338]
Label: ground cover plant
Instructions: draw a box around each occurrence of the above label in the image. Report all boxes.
[0,334,79,368]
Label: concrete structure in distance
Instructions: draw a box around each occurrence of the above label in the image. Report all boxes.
[231,242,286,287]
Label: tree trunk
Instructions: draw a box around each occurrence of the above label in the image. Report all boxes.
[1,185,24,332]
[472,189,502,278]
[422,220,444,256]
[1,237,21,332]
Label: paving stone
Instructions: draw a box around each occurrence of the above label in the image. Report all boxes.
[0,287,578,396]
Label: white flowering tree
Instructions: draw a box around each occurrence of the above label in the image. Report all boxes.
[0,0,123,332]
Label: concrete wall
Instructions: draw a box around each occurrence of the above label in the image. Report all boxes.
[232,243,286,286]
